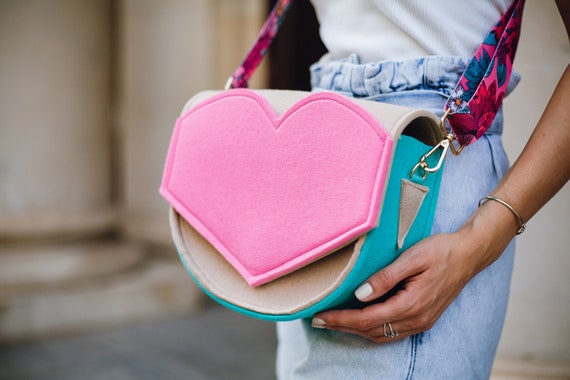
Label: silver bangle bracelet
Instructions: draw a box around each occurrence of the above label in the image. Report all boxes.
[478,196,527,235]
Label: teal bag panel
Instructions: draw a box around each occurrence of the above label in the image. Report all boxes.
[179,134,444,321]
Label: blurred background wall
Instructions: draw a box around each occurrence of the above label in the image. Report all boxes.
[0,0,568,378]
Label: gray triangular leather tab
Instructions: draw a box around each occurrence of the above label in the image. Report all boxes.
[398,179,429,249]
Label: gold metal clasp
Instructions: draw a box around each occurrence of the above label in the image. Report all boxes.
[410,139,450,180]
[409,110,466,180]
[439,108,452,138]
[440,108,464,156]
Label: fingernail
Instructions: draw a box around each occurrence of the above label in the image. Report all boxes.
[355,282,373,301]
[311,318,326,329]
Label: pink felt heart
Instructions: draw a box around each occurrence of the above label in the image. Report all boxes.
[160,89,392,287]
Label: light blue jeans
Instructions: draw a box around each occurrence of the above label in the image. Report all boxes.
[276,55,519,380]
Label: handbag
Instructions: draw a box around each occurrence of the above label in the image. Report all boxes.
[160,0,524,321]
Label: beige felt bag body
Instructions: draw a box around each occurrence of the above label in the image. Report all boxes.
[161,88,446,321]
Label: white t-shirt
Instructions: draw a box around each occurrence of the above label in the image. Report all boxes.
[309,0,514,62]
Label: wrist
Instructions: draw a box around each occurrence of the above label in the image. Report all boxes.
[455,199,518,275]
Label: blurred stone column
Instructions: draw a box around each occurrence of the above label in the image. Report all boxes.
[119,0,267,245]
[0,0,146,341]
[0,0,115,239]
[0,0,196,342]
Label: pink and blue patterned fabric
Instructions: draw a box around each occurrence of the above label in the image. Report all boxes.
[446,0,524,146]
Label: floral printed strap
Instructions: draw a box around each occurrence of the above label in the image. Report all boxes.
[229,0,524,148]
[445,0,525,147]
[227,0,293,89]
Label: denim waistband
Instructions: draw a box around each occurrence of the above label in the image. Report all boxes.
[310,54,521,136]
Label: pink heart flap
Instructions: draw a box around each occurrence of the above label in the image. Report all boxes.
[160,89,392,287]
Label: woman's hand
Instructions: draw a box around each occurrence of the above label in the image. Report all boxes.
[310,202,518,343]
[310,233,472,342]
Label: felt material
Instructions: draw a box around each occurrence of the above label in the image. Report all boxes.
[169,134,444,321]
[397,179,429,249]
[161,90,394,287]
[172,208,359,315]
[184,90,444,147]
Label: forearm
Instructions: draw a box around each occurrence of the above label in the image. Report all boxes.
[461,64,570,275]
[496,64,570,219]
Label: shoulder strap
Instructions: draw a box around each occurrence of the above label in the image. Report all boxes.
[226,0,293,89]
[445,0,525,147]
[227,0,525,149]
